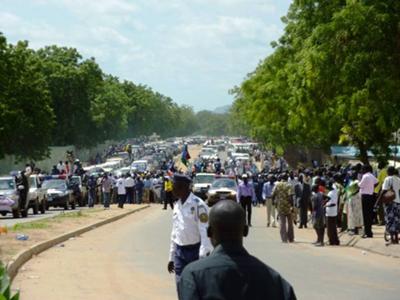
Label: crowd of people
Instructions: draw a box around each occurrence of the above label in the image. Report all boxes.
[237,161,400,246]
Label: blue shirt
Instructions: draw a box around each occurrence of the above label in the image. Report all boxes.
[262,182,275,199]
[237,182,256,202]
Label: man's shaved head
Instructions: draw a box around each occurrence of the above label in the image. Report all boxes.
[207,200,248,246]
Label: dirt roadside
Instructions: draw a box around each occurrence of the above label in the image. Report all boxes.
[0,204,148,265]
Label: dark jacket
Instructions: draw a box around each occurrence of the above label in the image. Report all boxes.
[178,243,296,300]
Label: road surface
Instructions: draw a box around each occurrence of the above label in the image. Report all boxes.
[13,205,400,300]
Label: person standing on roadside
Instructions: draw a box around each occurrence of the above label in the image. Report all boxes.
[87,175,97,208]
[375,166,400,245]
[374,161,388,225]
[124,173,135,204]
[178,200,297,300]
[237,174,256,227]
[311,185,325,246]
[325,181,340,246]
[163,176,174,210]
[262,175,276,227]
[358,165,378,238]
[167,174,213,286]
[272,174,295,243]
[117,175,126,208]
[101,173,112,209]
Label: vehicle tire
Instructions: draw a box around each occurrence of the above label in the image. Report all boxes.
[0,212,6,216]
[33,199,39,215]
[40,200,46,214]
[384,230,390,242]
[21,208,28,218]
[12,208,20,218]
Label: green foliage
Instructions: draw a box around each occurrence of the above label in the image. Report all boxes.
[0,33,205,160]
[0,35,54,160]
[231,0,400,163]
[0,262,19,300]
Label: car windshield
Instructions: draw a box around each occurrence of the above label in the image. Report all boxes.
[201,150,214,156]
[211,179,237,189]
[194,175,215,184]
[132,163,146,170]
[42,180,67,190]
[0,179,15,190]
[69,177,81,185]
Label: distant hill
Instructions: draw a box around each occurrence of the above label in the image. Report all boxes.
[213,105,231,114]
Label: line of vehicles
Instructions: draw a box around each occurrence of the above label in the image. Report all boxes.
[0,136,258,219]
[192,138,259,207]
[0,140,183,219]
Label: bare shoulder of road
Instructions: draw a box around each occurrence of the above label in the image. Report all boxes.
[13,205,174,300]
[0,205,147,265]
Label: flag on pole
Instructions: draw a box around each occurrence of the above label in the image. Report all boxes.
[181,143,191,166]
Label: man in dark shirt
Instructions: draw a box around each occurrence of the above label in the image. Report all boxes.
[178,200,297,300]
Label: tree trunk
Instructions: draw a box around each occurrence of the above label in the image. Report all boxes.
[357,142,369,165]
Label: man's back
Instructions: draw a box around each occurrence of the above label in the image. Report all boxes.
[179,244,296,300]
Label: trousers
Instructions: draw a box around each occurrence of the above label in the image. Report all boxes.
[240,196,252,225]
[174,243,200,284]
[279,213,294,243]
[266,197,276,226]
[361,194,375,237]
[326,216,340,245]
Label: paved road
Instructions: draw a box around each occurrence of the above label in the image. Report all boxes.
[0,207,89,227]
[13,205,400,300]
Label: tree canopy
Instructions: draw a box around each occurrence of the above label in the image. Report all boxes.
[0,33,222,160]
[231,0,400,163]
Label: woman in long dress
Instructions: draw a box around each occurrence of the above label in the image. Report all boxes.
[346,172,363,235]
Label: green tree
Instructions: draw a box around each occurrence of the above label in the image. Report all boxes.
[91,76,129,140]
[0,35,54,160]
[36,46,103,148]
[232,0,400,163]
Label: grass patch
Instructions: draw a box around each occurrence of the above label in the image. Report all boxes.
[52,210,87,221]
[12,221,50,231]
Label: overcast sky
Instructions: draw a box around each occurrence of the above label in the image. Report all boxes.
[0,0,292,111]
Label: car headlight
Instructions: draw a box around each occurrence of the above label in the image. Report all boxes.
[208,191,216,196]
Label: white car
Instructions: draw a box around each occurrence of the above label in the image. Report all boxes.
[192,173,215,200]
[28,175,47,214]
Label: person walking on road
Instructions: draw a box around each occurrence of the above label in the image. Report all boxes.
[101,173,112,209]
[359,165,378,238]
[296,174,311,229]
[163,176,174,210]
[167,174,213,285]
[262,175,276,227]
[178,200,297,300]
[272,174,295,243]
[237,174,256,227]
[116,175,126,208]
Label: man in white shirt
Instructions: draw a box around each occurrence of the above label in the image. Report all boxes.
[167,174,213,286]
[325,182,340,245]
[116,175,126,208]
[358,165,378,238]
[124,174,135,204]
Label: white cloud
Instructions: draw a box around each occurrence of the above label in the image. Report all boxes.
[0,0,290,109]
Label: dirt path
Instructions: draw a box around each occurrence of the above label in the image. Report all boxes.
[13,205,175,300]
